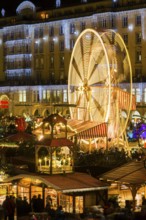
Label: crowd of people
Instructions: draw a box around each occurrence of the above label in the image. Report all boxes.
[1,194,65,220]
[2,194,146,220]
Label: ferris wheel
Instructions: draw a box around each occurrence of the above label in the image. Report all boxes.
[68,28,133,139]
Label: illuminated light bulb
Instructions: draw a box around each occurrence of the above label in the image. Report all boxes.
[128,24,133,31]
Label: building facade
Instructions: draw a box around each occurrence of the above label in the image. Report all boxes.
[0,0,146,116]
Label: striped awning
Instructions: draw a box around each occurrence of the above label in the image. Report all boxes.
[114,88,136,111]
[67,120,107,139]
[77,123,107,139]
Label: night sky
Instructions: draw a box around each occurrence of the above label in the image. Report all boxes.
[0,0,50,12]
[0,0,98,16]
[0,0,83,9]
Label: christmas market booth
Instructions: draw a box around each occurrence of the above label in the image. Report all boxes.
[99,160,146,211]
[2,172,108,214]
[0,113,109,215]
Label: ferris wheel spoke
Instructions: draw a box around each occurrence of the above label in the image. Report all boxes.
[72,58,83,82]
[104,32,115,45]
[91,94,104,117]
[89,78,107,87]
[85,91,90,102]
[76,93,83,106]
[80,37,85,77]
[88,63,98,82]
[88,33,95,57]
[88,50,105,81]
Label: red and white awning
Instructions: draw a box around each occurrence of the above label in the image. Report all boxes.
[113,87,136,111]
[77,123,107,139]
[67,120,107,139]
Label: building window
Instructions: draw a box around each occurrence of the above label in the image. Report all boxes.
[81,22,86,31]
[122,16,128,28]
[60,195,73,213]
[70,23,75,34]
[56,90,61,102]
[75,196,83,213]
[42,90,51,101]
[59,25,64,35]
[136,32,142,44]
[136,50,142,63]
[34,28,44,38]
[135,68,142,82]
[60,71,64,81]
[60,55,64,67]
[144,88,146,103]
[33,91,40,102]
[60,41,64,51]
[39,28,44,38]
[39,41,44,53]
[41,13,49,20]
[19,90,26,102]
[111,15,116,28]
[136,15,141,26]
[102,19,107,28]
[50,41,54,52]
[70,39,75,50]
[34,42,39,53]
[40,57,44,68]
[35,57,39,68]
[136,88,141,103]
[91,21,97,30]
[132,88,136,96]
[46,90,51,101]
[34,29,39,38]
[49,26,54,37]
[50,56,54,68]
[50,71,55,83]
[43,90,46,100]
[123,34,128,45]
[63,89,67,102]
[34,41,44,53]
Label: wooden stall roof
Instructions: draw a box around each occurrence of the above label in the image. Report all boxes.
[4,172,108,193]
[4,132,36,142]
[36,137,74,147]
[99,160,146,185]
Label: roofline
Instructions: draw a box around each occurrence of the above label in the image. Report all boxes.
[62,186,109,193]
